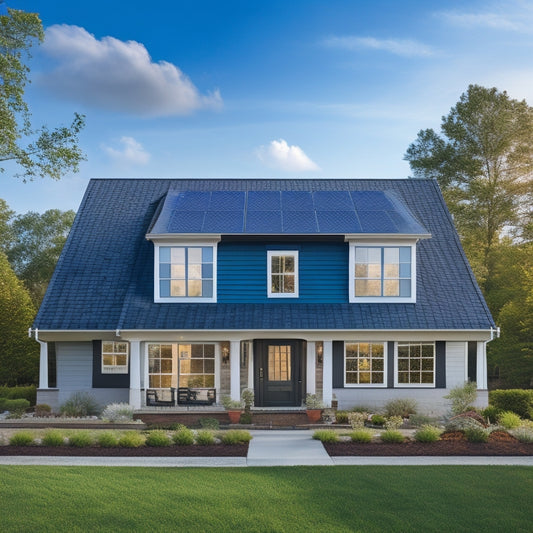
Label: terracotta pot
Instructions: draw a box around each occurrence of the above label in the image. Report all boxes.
[227,410,242,424]
[306,409,322,423]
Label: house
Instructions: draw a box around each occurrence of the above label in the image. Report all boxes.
[32,178,497,415]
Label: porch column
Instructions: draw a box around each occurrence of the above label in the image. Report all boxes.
[306,341,316,395]
[247,341,254,389]
[38,341,48,389]
[230,339,241,401]
[477,342,487,390]
[129,340,141,409]
[322,340,333,407]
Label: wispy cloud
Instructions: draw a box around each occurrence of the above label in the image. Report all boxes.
[103,137,150,166]
[40,25,222,117]
[256,139,320,172]
[323,36,435,57]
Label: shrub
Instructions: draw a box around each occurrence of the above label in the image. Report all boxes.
[444,381,478,415]
[464,426,489,443]
[221,396,243,410]
[221,430,253,444]
[0,385,36,405]
[101,403,134,422]
[305,393,325,409]
[350,405,372,413]
[60,392,100,417]
[42,430,65,446]
[195,430,215,445]
[239,412,252,424]
[199,418,220,430]
[383,398,418,418]
[348,412,368,429]
[312,429,339,443]
[119,431,145,448]
[34,404,52,417]
[241,388,254,410]
[97,432,119,448]
[445,415,485,433]
[173,428,195,446]
[385,416,404,430]
[335,410,349,424]
[2,398,30,415]
[370,415,386,426]
[350,429,374,443]
[510,427,533,443]
[481,405,502,424]
[497,411,522,430]
[68,431,94,447]
[9,431,34,446]
[380,430,405,443]
[145,430,171,447]
[170,423,187,431]
[409,414,439,427]
[414,425,442,443]
[489,389,533,419]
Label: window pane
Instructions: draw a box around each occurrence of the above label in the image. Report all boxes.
[384,247,399,264]
[204,375,215,387]
[422,344,434,357]
[188,264,202,279]
[160,280,170,297]
[367,263,382,278]
[359,372,370,383]
[346,359,358,372]
[150,375,161,388]
[159,263,171,278]
[284,275,295,293]
[202,247,213,262]
[384,264,399,278]
[188,248,202,263]
[372,344,384,357]
[161,359,173,373]
[148,344,160,358]
[171,247,185,263]
[371,373,383,384]
[384,280,399,296]
[271,274,282,293]
[346,373,358,384]
[188,280,202,296]
[368,248,381,263]
[103,355,113,366]
[283,256,295,273]
[346,344,358,358]
[355,280,381,296]
[373,358,384,371]
[399,263,411,278]
[271,256,281,273]
[102,342,113,353]
[116,343,128,353]
[398,359,408,371]
[180,359,191,373]
[422,358,434,371]
[399,247,411,262]
[191,359,204,373]
[422,372,433,383]
[159,247,171,262]
[204,359,215,373]
[170,264,185,278]
[202,280,213,297]
[411,359,421,371]
[399,279,411,297]
[192,344,204,358]
[161,375,172,388]
[398,372,408,384]
[171,280,186,296]
[355,264,368,277]
[355,247,368,262]
[161,345,173,358]
[204,344,215,357]
[202,263,213,279]
[116,355,127,366]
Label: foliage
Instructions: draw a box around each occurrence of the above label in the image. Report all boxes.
[349,429,374,443]
[497,411,522,429]
[347,411,368,429]
[312,429,339,443]
[0,398,30,413]
[97,432,119,448]
[9,431,34,446]
[464,426,490,443]
[414,425,442,443]
[118,431,145,448]
[101,402,134,422]
[384,416,403,430]
[220,430,253,444]
[481,405,502,424]
[195,430,215,445]
[68,431,94,447]
[172,428,195,446]
[0,385,36,404]
[241,388,254,411]
[42,430,65,446]
[370,414,386,426]
[510,426,533,443]
[199,418,219,430]
[305,393,325,409]
[383,398,417,418]
[34,404,51,417]
[221,396,243,410]
[445,415,485,433]
[409,414,440,427]
[380,430,405,443]
[145,430,171,447]
[239,412,252,424]
[0,8,86,182]
[169,423,187,432]
[59,392,100,417]
[0,251,38,385]
[444,381,478,415]
[489,389,533,419]
[335,410,349,424]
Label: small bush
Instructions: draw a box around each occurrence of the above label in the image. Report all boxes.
[9,431,34,446]
[68,431,94,447]
[199,418,220,430]
[239,412,252,424]
[445,413,485,433]
[2,398,30,415]
[0,386,36,405]
[97,432,119,448]
[510,427,533,443]
[481,405,502,424]
[312,429,339,443]
[101,403,134,422]
[444,381,478,415]
[145,430,171,447]
[385,416,404,430]
[34,404,52,417]
[370,415,386,426]
[349,405,372,413]
[335,410,349,424]
[380,429,405,443]
[42,430,65,446]
[170,423,187,431]
[60,392,100,417]
[497,411,522,430]
[409,414,439,427]
[383,398,418,418]
[414,425,442,443]
[221,430,253,444]
[119,431,145,448]
[348,411,368,429]
[464,426,489,443]
[350,429,374,443]
[195,430,215,445]
[173,428,195,446]
[489,389,533,419]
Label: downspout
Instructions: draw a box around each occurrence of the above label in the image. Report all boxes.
[32,328,49,390]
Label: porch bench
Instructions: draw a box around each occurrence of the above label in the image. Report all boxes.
[146,387,176,406]
[178,387,216,406]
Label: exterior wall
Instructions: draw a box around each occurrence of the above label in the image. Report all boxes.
[446,341,467,388]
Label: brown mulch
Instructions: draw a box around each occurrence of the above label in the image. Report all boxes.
[0,444,248,457]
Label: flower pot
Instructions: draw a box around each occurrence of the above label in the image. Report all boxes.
[306,409,322,423]
[227,410,242,424]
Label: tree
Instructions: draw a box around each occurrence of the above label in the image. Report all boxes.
[0,198,14,251]
[404,85,533,287]
[0,249,39,385]
[0,8,85,181]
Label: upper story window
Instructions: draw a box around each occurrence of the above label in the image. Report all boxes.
[155,244,217,302]
[102,341,129,374]
[267,250,299,298]
[348,243,416,303]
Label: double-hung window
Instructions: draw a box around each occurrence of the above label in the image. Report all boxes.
[395,342,435,386]
[102,341,129,374]
[345,342,386,386]
[267,250,299,298]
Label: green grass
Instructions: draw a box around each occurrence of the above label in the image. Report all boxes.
[0,466,532,532]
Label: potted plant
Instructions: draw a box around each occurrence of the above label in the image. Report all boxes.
[305,394,325,423]
[221,396,243,424]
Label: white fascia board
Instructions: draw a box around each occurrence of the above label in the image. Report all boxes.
[146,233,221,243]
[344,234,431,242]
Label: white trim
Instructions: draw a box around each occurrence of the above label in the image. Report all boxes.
[322,341,333,407]
[147,233,221,243]
[101,341,129,374]
[230,339,241,401]
[343,341,388,388]
[394,341,436,388]
[267,250,299,298]
[129,340,142,408]
[306,342,316,395]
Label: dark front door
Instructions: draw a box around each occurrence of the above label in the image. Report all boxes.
[254,340,304,407]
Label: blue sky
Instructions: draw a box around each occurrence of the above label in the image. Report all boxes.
[4,0,533,213]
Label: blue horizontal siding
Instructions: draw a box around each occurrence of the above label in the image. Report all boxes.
[217,241,348,303]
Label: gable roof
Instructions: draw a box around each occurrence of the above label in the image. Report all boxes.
[34,178,495,331]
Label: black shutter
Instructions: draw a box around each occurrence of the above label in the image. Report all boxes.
[387,341,395,388]
[332,341,344,388]
[435,341,446,388]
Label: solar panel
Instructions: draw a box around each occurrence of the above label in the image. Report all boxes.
[316,211,361,233]
[247,191,281,211]
[167,211,205,233]
[282,211,318,233]
[171,191,210,211]
[313,191,353,210]
[209,191,245,211]
[357,211,397,233]
[351,191,393,211]
[203,210,244,232]
[281,191,314,211]
[245,211,282,233]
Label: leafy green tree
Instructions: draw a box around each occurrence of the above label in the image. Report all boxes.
[0,249,39,385]
[0,8,85,181]
[0,198,14,251]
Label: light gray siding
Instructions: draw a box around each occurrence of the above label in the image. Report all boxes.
[446,341,467,388]
[56,342,93,390]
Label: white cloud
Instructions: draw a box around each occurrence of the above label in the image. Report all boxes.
[256,139,320,172]
[41,24,222,116]
[323,36,435,57]
[103,137,150,166]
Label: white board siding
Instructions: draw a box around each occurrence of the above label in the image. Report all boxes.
[56,342,93,390]
[446,342,467,388]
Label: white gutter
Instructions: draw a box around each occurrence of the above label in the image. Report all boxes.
[31,328,49,389]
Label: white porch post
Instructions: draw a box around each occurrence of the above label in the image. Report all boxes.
[230,339,241,401]
[247,341,254,389]
[477,341,487,389]
[322,340,333,407]
[129,340,141,409]
[38,341,48,389]
[306,341,316,395]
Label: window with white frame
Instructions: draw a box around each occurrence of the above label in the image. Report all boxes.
[349,244,415,302]
[345,342,386,386]
[267,250,299,298]
[102,341,129,374]
[396,342,435,386]
[156,244,216,302]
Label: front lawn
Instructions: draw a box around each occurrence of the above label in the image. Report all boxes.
[1,466,532,532]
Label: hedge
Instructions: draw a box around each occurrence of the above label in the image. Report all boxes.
[0,386,37,405]
[489,389,533,419]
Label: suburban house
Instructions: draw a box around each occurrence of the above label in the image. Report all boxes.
[32,178,497,415]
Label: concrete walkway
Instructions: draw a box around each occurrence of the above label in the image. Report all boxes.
[0,430,532,467]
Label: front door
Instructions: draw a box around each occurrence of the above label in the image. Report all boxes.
[254,340,304,407]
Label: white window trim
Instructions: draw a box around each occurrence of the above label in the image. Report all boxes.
[267,250,299,298]
[101,341,129,374]
[153,241,218,303]
[348,241,417,303]
[394,341,436,388]
[343,341,388,388]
